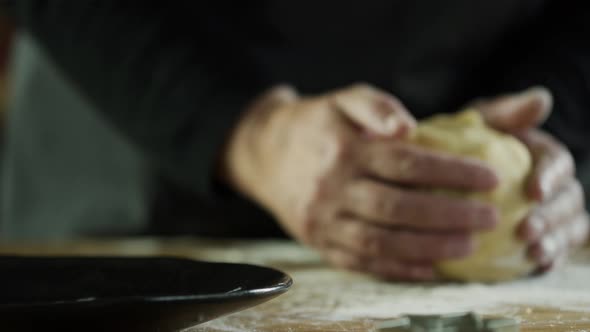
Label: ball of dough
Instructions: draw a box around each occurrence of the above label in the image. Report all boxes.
[411,110,534,282]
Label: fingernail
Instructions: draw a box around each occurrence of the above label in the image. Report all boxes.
[517,87,553,119]
[382,115,400,136]
[518,86,549,101]
[524,86,552,99]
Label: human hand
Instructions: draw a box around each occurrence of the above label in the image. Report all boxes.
[224,84,499,281]
[474,87,589,272]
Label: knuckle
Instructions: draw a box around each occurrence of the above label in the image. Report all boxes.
[356,228,383,255]
[329,133,354,164]
[374,192,399,222]
[352,181,402,223]
[339,254,363,271]
[297,197,322,241]
[298,183,339,242]
[311,176,333,204]
[320,131,356,172]
[389,145,419,178]
[299,215,318,242]
[392,144,415,160]
[395,232,424,259]
[393,199,414,224]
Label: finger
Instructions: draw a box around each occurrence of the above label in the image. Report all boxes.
[475,86,553,133]
[363,141,498,191]
[534,252,568,275]
[322,246,437,281]
[528,213,589,265]
[332,83,417,138]
[518,180,585,242]
[325,218,475,262]
[518,130,576,201]
[345,180,498,231]
[250,84,299,110]
[569,213,590,248]
[528,230,566,266]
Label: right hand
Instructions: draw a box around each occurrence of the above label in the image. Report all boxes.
[223,83,499,281]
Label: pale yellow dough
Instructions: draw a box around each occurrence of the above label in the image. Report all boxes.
[411,110,534,282]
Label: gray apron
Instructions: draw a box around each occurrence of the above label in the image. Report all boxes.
[1,33,151,239]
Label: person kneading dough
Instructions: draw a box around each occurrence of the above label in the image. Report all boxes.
[412,110,534,282]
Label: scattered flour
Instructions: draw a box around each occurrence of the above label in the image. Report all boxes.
[192,241,590,331]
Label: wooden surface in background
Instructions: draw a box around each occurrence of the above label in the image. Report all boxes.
[1,238,589,331]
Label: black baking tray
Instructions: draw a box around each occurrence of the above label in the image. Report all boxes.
[0,255,292,331]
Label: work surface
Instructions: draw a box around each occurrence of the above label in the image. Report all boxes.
[1,238,589,331]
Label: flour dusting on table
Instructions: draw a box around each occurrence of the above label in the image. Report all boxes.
[192,241,590,331]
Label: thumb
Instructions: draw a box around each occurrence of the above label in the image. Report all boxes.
[474,86,553,133]
[250,84,299,112]
[332,83,417,138]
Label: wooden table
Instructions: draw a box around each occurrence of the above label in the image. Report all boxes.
[1,238,589,331]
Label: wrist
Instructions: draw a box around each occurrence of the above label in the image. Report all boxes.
[221,86,298,212]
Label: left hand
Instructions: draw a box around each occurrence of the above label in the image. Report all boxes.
[472,87,589,272]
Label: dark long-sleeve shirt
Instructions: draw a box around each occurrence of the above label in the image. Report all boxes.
[7,1,590,237]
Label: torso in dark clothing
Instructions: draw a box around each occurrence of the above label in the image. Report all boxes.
[200,1,545,114]
[151,0,555,237]
[8,1,589,239]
